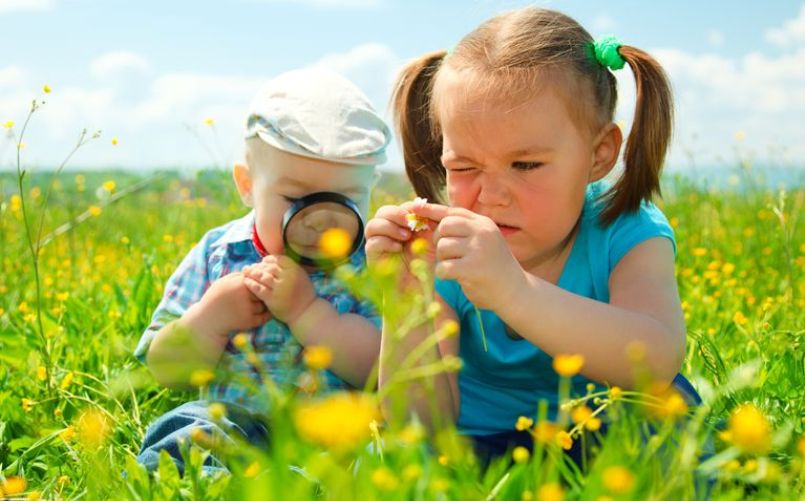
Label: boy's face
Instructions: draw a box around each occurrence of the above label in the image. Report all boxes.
[235,139,375,257]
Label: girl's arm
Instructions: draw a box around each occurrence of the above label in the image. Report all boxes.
[501,237,685,388]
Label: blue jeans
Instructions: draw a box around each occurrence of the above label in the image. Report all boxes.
[137,400,270,476]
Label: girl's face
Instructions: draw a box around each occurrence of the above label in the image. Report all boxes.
[236,140,375,257]
[437,71,614,275]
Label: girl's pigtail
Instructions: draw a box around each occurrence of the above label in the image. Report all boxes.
[391,51,448,203]
[601,45,673,225]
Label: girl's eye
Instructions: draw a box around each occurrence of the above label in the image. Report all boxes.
[282,195,298,203]
[512,161,543,171]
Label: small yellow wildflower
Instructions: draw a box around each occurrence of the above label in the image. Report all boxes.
[3,120,13,129]
[60,426,75,442]
[410,237,429,255]
[647,383,688,420]
[102,180,116,192]
[537,482,564,501]
[512,446,530,464]
[609,386,622,399]
[556,431,573,450]
[515,415,534,431]
[692,247,707,257]
[57,475,70,486]
[303,345,333,370]
[402,464,422,481]
[29,186,41,199]
[204,117,215,126]
[438,319,459,337]
[294,392,378,451]
[1,476,27,496]
[43,84,51,94]
[522,491,534,501]
[318,228,351,259]
[60,371,74,390]
[533,421,560,444]
[603,465,635,493]
[232,332,250,350]
[36,366,47,381]
[399,422,425,445]
[798,436,805,456]
[371,467,399,491]
[208,402,226,421]
[56,291,69,302]
[88,205,102,217]
[725,403,771,454]
[111,137,119,146]
[243,461,260,478]
[22,398,35,412]
[552,354,584,377]
[189,369,215,387]
[734,130,746,142]
[27,490,41,500]
[438,454,449,466]
[77,409,110,449]
[733,311,748,325]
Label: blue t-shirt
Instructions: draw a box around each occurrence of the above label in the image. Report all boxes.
[435,182,676,436]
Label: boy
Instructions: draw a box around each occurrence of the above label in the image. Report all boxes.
[135,68,391,474]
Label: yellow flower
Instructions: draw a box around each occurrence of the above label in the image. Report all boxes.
[318,227,351,259]
[410,237,429,255]
[204,117,215,126]
[232,332,250,350]
[405,212,429,232]
[22,398,36,412]
[553,354,584,377]
[798,436,805,456]
[721,262,735,275]
[692,247,707,257]
[371,467,399,491]
[647,383,688,420]
[399,422,425,445]
[570,405,601,431]
[27,490,41,501]
[243,461,260,478]
[402,464,422,481]
[56,291,69,302]
[512,446,530,464]
[189,369,215,387]
[3,120,13,129]
[60,371,74,390]
[515,415,534,431]
[556,431,573,450]
[88,205,102,217]
[77,409,110,449]
[438,454,449,466]
[30,186,41,199]
[735,130,746,142]
[43,84,51,94]
[603,465,635,493]
[208,402,226,421]
[60,426,75,442]
[609,386,622,400]
[537,482,564,501]
[1,476,27,496]
[725,403,771,454]
[111,137,119,146]
[294,392,378,451]
[36,366,47,381]
[102,180,116,192]
[303,345,333,370]
[57,475,70,486]
[533,421,560,444]
[733,311,748,325]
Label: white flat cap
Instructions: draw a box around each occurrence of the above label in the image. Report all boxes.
[245,68,391,166]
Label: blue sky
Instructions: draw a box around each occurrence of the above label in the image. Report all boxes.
[1,0,804,172]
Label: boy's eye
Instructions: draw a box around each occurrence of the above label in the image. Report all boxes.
[282,195,299,203]
[512,161,543,171]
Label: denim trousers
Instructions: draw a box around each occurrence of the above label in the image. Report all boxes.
[137,400,270,476]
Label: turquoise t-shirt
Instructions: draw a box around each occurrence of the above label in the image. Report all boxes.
[435,182,676,436]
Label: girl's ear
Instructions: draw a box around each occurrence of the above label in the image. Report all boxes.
[233,163,254,207]
[590,122,623,182]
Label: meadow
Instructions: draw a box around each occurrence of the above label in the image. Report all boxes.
[0,117,804,499]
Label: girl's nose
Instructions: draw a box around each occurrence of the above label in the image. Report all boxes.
[303,210,336,233]
[476,172,510,207]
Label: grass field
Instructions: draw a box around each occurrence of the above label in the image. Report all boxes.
[1,153,804,499]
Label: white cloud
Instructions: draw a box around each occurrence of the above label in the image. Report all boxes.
[765,3,805,48]
[590,14,617,34]
[0,0,52,14]
[0,66,28,89]
[90,51,151,80]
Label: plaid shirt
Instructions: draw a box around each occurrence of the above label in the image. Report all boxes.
[134,211,379,413]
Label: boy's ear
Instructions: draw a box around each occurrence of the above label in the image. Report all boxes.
[233,163,254,207]
[590,122,623,182]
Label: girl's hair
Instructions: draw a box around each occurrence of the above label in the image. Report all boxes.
[391,7,673,225]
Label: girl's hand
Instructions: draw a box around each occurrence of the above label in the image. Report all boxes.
[365,202,437,286]
[243,255,317,325]
[412,203,528,311]
[188,272,271,340]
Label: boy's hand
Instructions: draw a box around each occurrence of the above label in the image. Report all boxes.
[243,255,316,325]
[185,272,271,344]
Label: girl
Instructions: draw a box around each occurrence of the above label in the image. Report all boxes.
[365,7,701,462]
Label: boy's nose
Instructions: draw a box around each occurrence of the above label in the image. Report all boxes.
[303,210,336,233]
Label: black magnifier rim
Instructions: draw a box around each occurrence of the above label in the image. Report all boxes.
[281,191,365,268]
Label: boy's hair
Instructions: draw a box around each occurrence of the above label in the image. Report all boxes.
[392,7,673,225]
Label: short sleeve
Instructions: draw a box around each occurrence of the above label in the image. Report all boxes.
[434,277,472,318]
[608,202,676,271]
[133,238,212,363]
[354,298,381,328]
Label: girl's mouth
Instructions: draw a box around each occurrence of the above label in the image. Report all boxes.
[496,224,519,236]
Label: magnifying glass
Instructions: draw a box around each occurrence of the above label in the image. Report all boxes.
[282,192,364,268]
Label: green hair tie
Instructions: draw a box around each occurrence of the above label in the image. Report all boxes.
[593,35,625,70]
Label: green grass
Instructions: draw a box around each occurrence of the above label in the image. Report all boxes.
[0,166,803,500]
